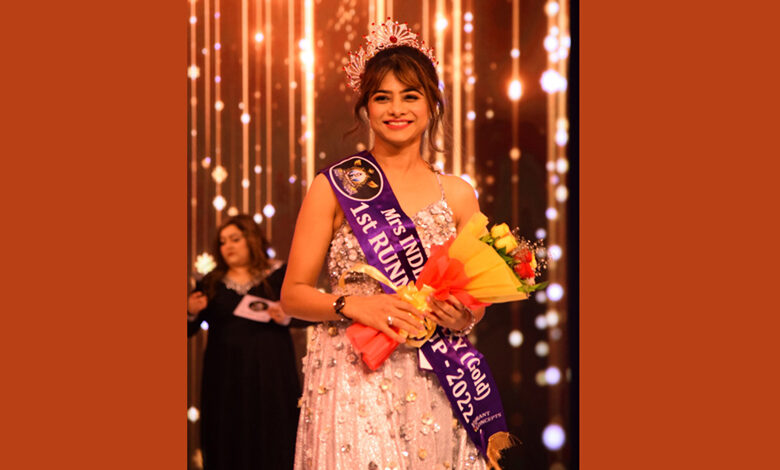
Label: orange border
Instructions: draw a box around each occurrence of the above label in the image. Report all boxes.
[581,1,780,469]
[4,0,182,467]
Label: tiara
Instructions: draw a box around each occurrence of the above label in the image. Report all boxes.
[344,18,438,92]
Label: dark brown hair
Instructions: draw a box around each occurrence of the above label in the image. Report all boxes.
[350,45,446,152]
[201,214,272,299]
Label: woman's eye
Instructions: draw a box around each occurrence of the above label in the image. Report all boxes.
[373,95,389,102]
[405,94,420,100]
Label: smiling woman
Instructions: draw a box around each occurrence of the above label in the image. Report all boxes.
[280,20,500,470]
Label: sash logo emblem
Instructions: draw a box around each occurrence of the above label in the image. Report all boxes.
[330,157,383,201]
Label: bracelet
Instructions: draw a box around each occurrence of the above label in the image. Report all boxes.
[333,295,351,323]
[448,307,476,337]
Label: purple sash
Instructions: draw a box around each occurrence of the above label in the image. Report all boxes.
[321,151,507,457]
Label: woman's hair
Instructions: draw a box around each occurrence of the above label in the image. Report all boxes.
[350,45,446,153]
[201,214,272,298]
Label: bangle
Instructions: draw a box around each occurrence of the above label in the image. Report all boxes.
[333,295,351,322]
[449,307,476,337]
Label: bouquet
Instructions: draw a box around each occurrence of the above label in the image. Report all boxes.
[345,212,547,370]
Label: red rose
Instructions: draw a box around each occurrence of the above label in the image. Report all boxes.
[514,262,535,279]
[514,249,533,264]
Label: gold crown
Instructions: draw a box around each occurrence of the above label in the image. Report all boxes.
[344,18,438,92]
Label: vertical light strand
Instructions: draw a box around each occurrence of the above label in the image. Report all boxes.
[203,0,212,245]
[254,0,263,222]
[508,0,523,430]
[452,0,462,177]
[304,0,315,188]
[214,0,224,226]
[464,2,475,182]
[387,0,393,20]
[187,0,199,463]
[189,0,198,267]
[434,0,446,171]
[376,0,385,23]
[421,0,430,163]
[542,0,570,462]
[368,0,375,31]
[288,0,296,193]
[264,0,273,240]
[241,0,250,213]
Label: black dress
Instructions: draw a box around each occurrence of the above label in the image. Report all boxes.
[188,264,299,469]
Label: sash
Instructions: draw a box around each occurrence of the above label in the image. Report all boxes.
[321,151,508,458]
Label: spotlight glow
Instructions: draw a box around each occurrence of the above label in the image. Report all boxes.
[241,113,251,124]
[211,165,227,184]
[464,12,473,22]
[467,110,476,121]
[556,157,569,173]
[201,157,212,168]
[187,406,200,422]
[464,23,473,33]
[535,314,548,329]
[545,366,561,385]
[254,165,262,174]
[543,424,566,450]
[535,341,550,357]
[546,310,560,327]
[549,244,562,261]
[508,330,523,347]
[200,321,209,331]
[212,195,226,211]
[266,247,276,259]
[510,48,520,58]
[289,175,297,184]
[544,35,559,53]
[547,283,564,302]
[556,129,569,146]
[263,204,276,218]
[241,179,250,189]
[535,228,547,239]
[253,213,263,224]
[254,32,264,43]
[436,16,449,31]
[510,148,521,161]
[187,65,200,80]
[555,186,568,202]
[189,16,197,25]
[536,291,548,304]
[214,100,224,111]
[545,2,560,16]
[227,207,239,217]
[508,79,523,100]
[545,207,558,220]
[541,69,567,93]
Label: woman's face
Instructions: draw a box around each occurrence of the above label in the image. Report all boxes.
[219,224,250,268]
[366,71,430,150]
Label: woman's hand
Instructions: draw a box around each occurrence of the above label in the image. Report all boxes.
[343,294,427,343]
[187,291,208,317]
[427,295,473,332]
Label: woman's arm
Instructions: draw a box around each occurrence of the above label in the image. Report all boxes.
[281,173,426,342]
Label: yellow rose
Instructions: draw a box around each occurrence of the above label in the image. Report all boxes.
[490,223,510,238]
[494,234,518,252]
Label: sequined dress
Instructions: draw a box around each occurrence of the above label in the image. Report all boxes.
[294,182,488,470]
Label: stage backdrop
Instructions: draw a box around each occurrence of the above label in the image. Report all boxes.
[187,0,572,468]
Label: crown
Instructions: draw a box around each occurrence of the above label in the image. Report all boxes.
[344,18,438,92]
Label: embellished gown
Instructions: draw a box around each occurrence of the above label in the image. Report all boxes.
[294,191,488,470]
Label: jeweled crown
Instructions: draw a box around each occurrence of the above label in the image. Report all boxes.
[344,18,438,92]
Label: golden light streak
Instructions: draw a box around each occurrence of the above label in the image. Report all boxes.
[215,0,224,225]
[434,0,446,170]
[241,0,250,213]
[304,0,315,188]
[264,0,272,240]
[465,0,475,181]
[288,0,296,193]
[376,0,385,24]
[387,0,393,21]
[204,0,212,243]
[189,0,198,266]
[254,0,263,216]
[452,0,462,177]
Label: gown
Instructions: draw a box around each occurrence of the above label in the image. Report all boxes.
[293,180,489,470]
[188,264,300,470]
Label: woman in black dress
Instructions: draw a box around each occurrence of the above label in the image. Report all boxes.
[187,214,299,469]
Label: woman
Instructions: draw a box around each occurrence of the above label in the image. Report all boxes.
[187,214,299,469]
[281,21,489,470]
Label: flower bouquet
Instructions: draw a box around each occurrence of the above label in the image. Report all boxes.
[345,212,547,370]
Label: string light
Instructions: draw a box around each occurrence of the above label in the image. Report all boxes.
[508,79,522,100]
[543,424,566,450]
